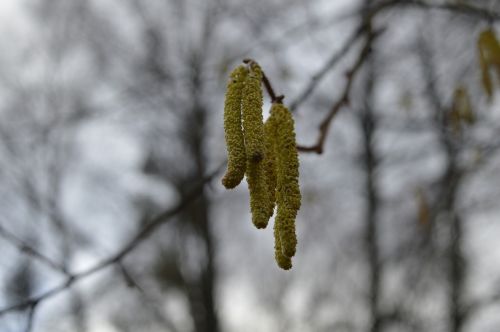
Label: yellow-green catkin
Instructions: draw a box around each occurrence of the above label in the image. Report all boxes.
[263,116,278,220]
[272,103,301,259]
[243,62,271,229]
[242,63,264,162]
[274,217,292,270]
[222,65,248,189]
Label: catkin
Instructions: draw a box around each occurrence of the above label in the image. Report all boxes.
[222,65,248,189]
[271,103,301,258]
[242,63,265,162]
[244,62,270,229]
[221,62,302,270]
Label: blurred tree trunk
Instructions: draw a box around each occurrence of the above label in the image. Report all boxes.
[441,134,465,332]
[419,37,466,332]
[358,1,384,330]
[179,96,219,332]
[359,32,382,332]
[362,71,382,332]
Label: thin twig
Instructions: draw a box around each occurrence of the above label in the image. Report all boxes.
[369,0,500,23]
[289,22,370,112]
[24,303,37,332]
[117,262,144,292]
[0,224,69,275]
[117,262,180,332]
[297,27,381,154]
[0,164,224,316]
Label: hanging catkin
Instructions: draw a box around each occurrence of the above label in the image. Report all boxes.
[243,63,271,229]
[222,65,248,189]
[271,102,301,259]
[221,61,301,270]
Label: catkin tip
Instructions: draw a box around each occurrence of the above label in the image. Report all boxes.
[274,218,292,270]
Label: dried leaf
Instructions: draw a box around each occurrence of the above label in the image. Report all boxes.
[450,86,475,129]
[477,29,500,100]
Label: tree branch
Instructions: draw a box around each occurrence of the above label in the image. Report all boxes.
[0,164,224,317]
[297,27,381,154]
[369,0,500,23]
[289,22,370,112]
[0,224,69,275]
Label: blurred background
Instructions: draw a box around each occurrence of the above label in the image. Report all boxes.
[1,0,500,331]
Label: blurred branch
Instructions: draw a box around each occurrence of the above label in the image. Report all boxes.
[0,224,69,275]
[296,27,381,154]
[289,22,369,112]
[0,163,224,317]
[116,263,180,332]
[464,288,500,321]
[24,303,36,332]
[369,0,500,22]
[246,26,378,155]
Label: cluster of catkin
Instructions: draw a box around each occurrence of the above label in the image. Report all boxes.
[221,62,301,270]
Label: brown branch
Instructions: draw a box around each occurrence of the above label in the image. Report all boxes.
[289,22,370,112]
[243,58,284,103]
[297,28,380,154]
[0,163,224,317]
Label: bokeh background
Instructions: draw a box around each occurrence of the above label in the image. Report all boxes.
[1,0,500,331]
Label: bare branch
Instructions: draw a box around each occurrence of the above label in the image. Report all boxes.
[0,163,224,317]
[369,0,500,23]
[464,289,500,321]
[24,303,37,332]
[289,22,369,112]
[297,27,381,154]
[0,224,69,275]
